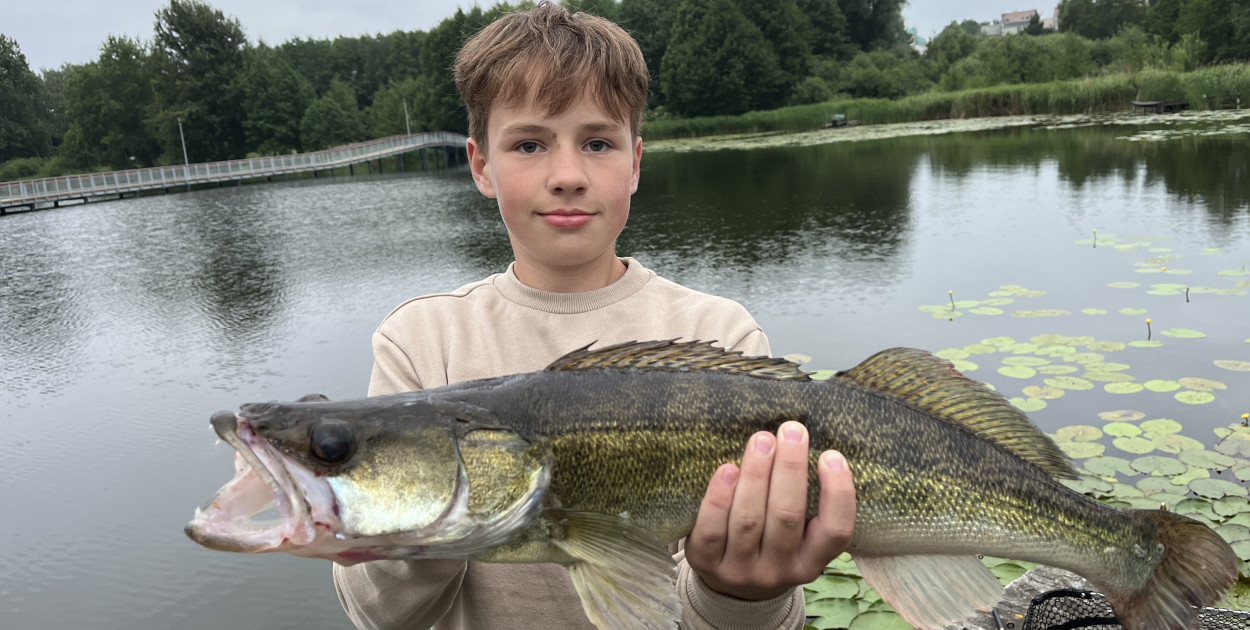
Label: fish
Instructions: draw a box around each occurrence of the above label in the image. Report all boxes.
[186,340,1237,630]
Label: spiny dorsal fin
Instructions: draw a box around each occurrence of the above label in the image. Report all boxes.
[836,348,1078,480]
[546,340,810,381]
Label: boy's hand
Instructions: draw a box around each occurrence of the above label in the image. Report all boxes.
[685,421,856,601]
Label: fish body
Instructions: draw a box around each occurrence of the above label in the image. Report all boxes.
[186,341,1236,630]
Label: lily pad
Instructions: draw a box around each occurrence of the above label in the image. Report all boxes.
[1178,377,1227,392]
[1190,478,1249,499]
[1081,308,1108,315]
[1066,353,1105,365]
[1171,465,1210,486]
[1141,418,1182,436]
[998,366,1037,380]
[1143,379,1181,392]
[1002,356,1052,367]
[1085,361,1130,371]
[1084,456,1134,477]
[1022,385,1065,399]
[810,370,836,381]
[1036,364,1080,375]
[848,611,910,630]
[806,574,862,600]
[962,343,999,355]
[1009,397,1047,413]
[1130,455,1186,476]
[1012,309,1071,318]
[1214,360,1250,372]
[1161,328,1207,339]
[934,348,971,361]
[1106,282,1142,289]
[807,600,859,628]
[1119,308,1148,315]
[1113,436,1156,454]
[1055,425,1103,442]
[1098,409,1145,422]
[950,360,979,373]
[1128,340,1164,348]
[1152,433,1205,454]
[1045,376,1095,391]
[1035,345,1077,357]
[1089,372,1137,383]
[1175,391,1216,405]
[1178,449,1235,470]
[1086,342,1128,353]
[1104,422,1142,438]
[969,307,1005,315]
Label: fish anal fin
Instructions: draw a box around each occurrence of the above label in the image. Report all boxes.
[854,553,1003,630]
[545,340,810,381]
[547,508,680,630]
[836,348,1078,480]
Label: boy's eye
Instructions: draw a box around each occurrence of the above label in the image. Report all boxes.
[586,140,609,152]
[517,142,541,154]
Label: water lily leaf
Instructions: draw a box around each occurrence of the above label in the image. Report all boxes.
[931,310,963,320]
[807,601,859,629]
[806,575,862,600]
[1161,328,1207,339]
[1113,436,1155,454]
[934,348,970,361]
[848,611,910,630]
[1055,440,1105,460]
[950,360,979,373]
[1098,410,1145,422]
[810,370,836,381]
[1179,449,1235,470]
[1136,476,1176,493]
[1066,353,1105,365]
[1190,478,1249,499]
[1085,361,1131,371]
[1037,364,1080,375]
[1063,475,1112,495]
[918,305,949,313]
[980,298,1015,306]
[1090,373,1138,384]
[1213,288,1250,296]
[1045,376,1095,391]
[1086,342,1128,353]
[1030,334,1070,346]
[1141,418,1182,436]
[1135,267,1165,274]
[1128,340,1164,348]
[1055,425,1103,442]
[1022,385,1065,399]
[1219,269,1250,276]
[1143,379,1181,392]
[1163,268,1193,275]
[1175,498,1219,520]
[962,343,999,355]
[970,307,1005,315]
[1131,455,1186,476]
[1104,422,1142,438]
[1012,309,1071,318]
[1173,467,1211,489]
[990,561,1032,584]
[1179,377,1228,392]
[1081,308,1108,315]
[1237,468,1250,482]
[1152,433,1205,454]
[1214,501,1250,519]
[1006,343,1040,354]
[1176,391,1217,405]
[1003,356,1051,367]
[1036,345,1078,357]
[1009,397,1047,413]
[1106,282,1142,289]
[951,300,980,309]
[1084,456,1134,478]
[1215,438,1250,458]
[1214,360,1250,372]
[982,336,1016,348]
[1119,308,1148,315]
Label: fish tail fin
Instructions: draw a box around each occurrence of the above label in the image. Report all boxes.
[1101,510,1236,630]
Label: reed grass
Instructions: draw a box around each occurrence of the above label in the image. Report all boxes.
[641,65,1250,140]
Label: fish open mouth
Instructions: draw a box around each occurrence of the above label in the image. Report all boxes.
[185,411,338,553]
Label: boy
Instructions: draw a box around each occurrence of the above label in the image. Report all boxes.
[333,3,856,628]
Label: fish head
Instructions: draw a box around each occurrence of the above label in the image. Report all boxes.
[185,395,551,564]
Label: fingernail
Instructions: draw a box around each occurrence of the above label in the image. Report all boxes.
[754,433,774,455]
[783,424,805,444]
[721,465,739,486]
[822,450,845,472]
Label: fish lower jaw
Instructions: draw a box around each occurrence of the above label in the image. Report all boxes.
[186,433,340,553]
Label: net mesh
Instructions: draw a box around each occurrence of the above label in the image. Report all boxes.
[1022,589,1250,630]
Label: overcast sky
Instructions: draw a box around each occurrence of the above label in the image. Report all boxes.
[7,1,1058,73]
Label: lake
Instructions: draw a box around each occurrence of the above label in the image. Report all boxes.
[2,112,1248,628]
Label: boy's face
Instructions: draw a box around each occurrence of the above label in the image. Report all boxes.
[467,88,642,278]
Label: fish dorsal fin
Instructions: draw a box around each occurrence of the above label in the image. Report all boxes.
[836,348,1077,480]
[546,340,810,381]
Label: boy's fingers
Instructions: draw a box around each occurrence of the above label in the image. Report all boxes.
[797,450,857,577]
[685,463,739,570]
[760,421,811,561]
[723,431,775,563]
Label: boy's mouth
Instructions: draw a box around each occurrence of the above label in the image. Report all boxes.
[540,210,593,229]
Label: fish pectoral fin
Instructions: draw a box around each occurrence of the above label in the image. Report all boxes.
[854,553,1003,630]
[546,509,680,630]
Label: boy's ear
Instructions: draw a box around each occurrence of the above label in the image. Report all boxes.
[630,136,642,194]
[467,137,497,198]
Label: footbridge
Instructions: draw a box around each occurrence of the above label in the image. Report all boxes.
[1,131,466,214]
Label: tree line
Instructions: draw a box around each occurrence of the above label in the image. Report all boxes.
[2,0,1247,180]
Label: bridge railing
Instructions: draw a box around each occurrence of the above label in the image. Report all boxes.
[1,131,466,207]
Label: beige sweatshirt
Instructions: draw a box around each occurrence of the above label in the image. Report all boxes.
[332,258,807,630]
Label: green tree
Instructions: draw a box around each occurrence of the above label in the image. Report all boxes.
[660,0,784,117]
[0,35,51,162]
[926,22,979,78]
[1177,0,1238,63]
[150,0,249,163]
[365,78,425,138]
[1025,13,1047,35]
[960,19,982,37]
[1143,0,1182,42]
[300,79,363,150]
[799,0,856,60]
[61,35,160,169]
[238,47,315,155]
[733,0,813,102]
[837,0,908,51]
[619,0,679,107]
[836,50,930,98]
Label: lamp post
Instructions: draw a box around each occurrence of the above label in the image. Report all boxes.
[176,116,190,191]
[402,98,412,135]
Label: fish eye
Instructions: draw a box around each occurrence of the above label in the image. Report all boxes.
[310,422,355,464]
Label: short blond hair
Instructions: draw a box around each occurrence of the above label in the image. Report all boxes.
[454,1,649,150]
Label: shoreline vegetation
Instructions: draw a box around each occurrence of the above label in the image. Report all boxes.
[642,64,1250,142]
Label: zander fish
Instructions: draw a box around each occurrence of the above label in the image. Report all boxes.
[186,340,1236,630]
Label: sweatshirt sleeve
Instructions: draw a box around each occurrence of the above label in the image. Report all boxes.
[674,551,806,630]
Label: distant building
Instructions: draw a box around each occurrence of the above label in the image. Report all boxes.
[1001,9,1039,34]
[981,20,1002,37]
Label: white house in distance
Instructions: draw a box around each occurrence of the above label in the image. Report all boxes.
[1001,9,1038,34]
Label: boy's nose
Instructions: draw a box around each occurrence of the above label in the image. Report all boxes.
[547,145,589,194]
